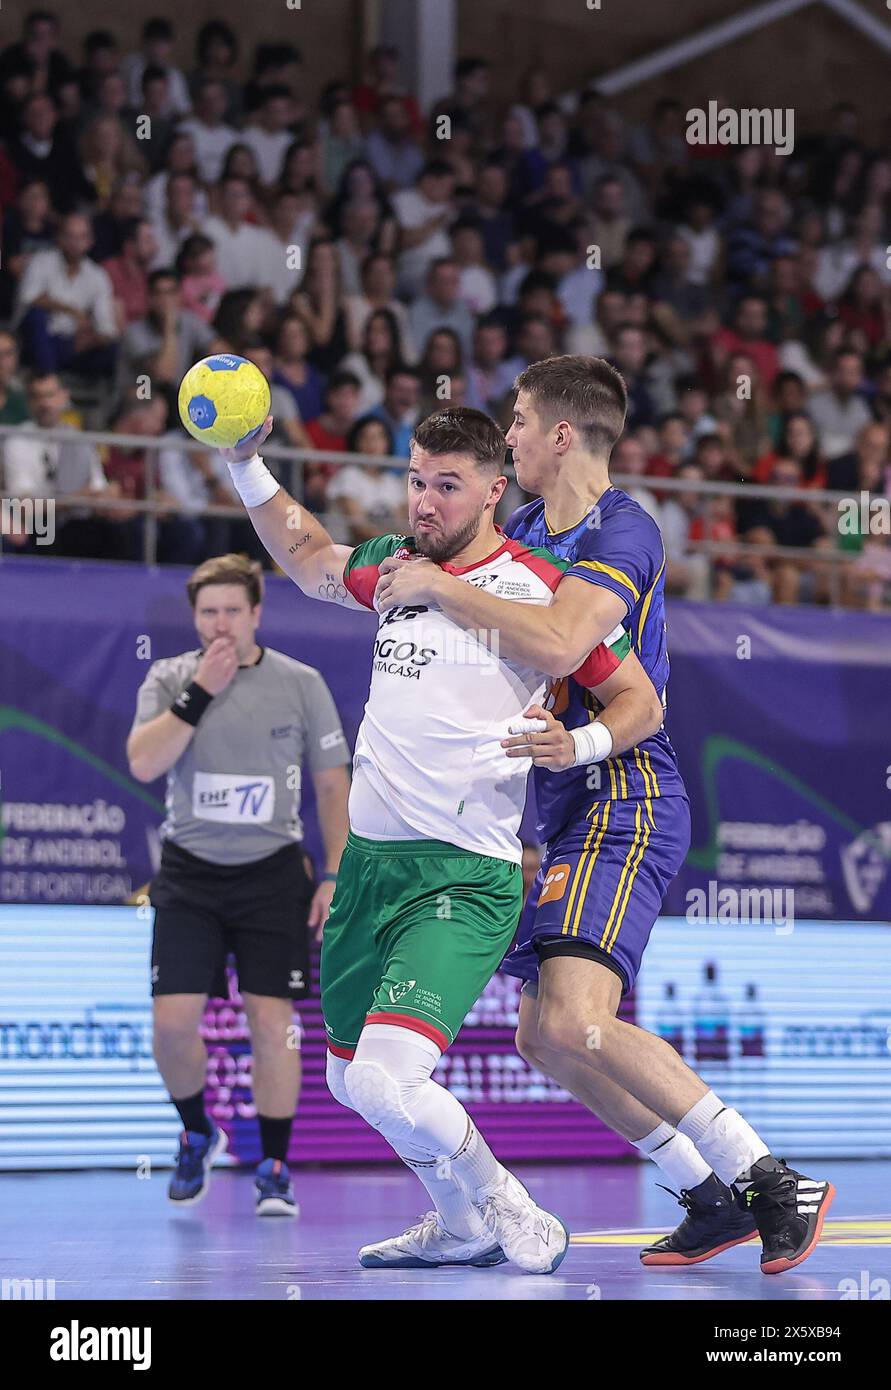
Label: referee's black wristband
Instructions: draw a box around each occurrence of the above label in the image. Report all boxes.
[170,681,214,727]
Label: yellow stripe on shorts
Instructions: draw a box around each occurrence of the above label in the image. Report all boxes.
[599,803,645,951]
[570,803,611,937]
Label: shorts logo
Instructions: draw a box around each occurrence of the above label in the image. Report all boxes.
[388,979,416,1004]
[538,864,572,905]
[289,970,304,989]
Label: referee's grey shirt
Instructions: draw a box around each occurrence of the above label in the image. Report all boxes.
[130,647,350,865]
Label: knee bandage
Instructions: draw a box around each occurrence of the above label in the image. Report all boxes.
[343,1058,417,1147]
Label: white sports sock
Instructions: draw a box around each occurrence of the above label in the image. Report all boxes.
[632,1122,713,1191]
[676,1090,725,1145]
[349,1025,491,1239]
[678,1096,770,1187]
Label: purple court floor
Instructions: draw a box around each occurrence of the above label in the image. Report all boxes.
[4,1160,889,1301]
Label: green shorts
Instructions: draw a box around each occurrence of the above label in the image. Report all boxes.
[321,830,522,1056]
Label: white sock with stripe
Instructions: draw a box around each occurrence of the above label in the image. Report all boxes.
[677,1092,770,1188]
[632,1120,714,1190]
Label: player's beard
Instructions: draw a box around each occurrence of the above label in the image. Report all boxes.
[413,502,488,564]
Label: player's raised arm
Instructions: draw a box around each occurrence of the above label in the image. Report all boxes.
[220,418,366,610]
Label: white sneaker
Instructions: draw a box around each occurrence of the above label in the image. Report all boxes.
[479,1170,569,1274]
[358,1211,506,1269]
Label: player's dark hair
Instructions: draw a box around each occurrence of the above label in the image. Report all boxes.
[412,406,506,474]
[514,355,628,459]
[187,554,264,610]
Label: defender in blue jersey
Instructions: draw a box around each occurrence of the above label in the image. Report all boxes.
[374,355,834,1275]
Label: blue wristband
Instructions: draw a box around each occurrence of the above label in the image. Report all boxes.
[321,872,338,883]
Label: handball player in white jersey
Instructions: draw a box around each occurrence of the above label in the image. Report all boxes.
[222,405,664,1273]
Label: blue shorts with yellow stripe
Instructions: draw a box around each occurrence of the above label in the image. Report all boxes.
[503,795,691,994]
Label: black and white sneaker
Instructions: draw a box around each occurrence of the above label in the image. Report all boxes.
[640,1172,758,1266]
[738,1156,836,1274]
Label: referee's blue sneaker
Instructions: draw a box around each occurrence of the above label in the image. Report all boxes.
[255,1158,300,1217]
[168,1127,227,1206]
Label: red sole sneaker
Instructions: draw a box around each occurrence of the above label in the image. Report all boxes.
[761,1182,836,1275]
[641,1231,759,1266]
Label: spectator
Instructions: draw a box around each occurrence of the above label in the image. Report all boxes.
[467,320,516,415]
[753,412,826,488]
[675,373,719,445]
[827,421,891,494]
[661,461,711,599]
[103,217,159,330]
[566,286,627,357]
[7,92,92,213]
[0,331,29,425]
[319,97,366,196]
[335,198,383,298]
[725,188,796,293]
[104,398,204,563]
[145,130,207,225]
[807,349,873,461]
[343,253,415,362]
[646,413,691,482]
[451,220,498,316]
[0,10,73,101]
[837,265,889,349]
[91,173,146,261]
[392,160,456,298]
[368,366,420,457]
[151,170,203,270]
[327,415,407,543]
[712,351,771,470]
[303,370,362,508]
[88,70,129,131]
[118,267,217,401]
[211,288,267,355]
[609,322,657,429]
[409,257,476,362]
[272,311,326,420]
[417,328,465,417]
[241,85,297,188]
[2,372,114,557]
[78,113,146,210]
[176,234,226,325]
[610,435,663,526]
[433,57,494,152]
[676,194,721,287]
[121,17,191,117]
[578,110,646,221]
[469,161,516,273]
[339,306,403,413]
[0,177,55,319]
[814,206,891,302]
[366,94,425,192]
[241,338,312,458]
[188,21,242,124]
[78,30,119,107]
[16,213,117,379]
[741,456,828,603]
[178,79,238,185]
[260,190,313,308]
[202,176,282,294]
[287,236,348,372]
[650,232,711,323]
[710,295,780,391]
[352,44,422,137]
[131,66,178,171]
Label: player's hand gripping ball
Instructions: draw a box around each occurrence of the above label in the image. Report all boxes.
[178,354,271,449]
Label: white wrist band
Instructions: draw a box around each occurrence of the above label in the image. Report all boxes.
[570,721,613,767]
[226,452,280,509]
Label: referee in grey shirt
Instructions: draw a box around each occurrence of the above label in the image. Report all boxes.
[127,554,350,1215]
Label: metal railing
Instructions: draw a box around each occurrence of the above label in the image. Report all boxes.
[0,423,885,608]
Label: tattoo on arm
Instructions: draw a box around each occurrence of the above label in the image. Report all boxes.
[287,531,313,555]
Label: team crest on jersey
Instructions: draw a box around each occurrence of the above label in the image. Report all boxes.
[394,546,412,560]
[388,979,417,1004]
[538,864,572,905]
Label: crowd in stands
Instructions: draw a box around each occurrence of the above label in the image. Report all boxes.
[1,11,890,606]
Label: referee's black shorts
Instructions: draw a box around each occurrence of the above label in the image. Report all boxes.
[149,840,314,1001]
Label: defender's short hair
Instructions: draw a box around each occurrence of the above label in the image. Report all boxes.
[412,406,506,473]
[187,554,264,609]
[514,355,628,458]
